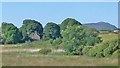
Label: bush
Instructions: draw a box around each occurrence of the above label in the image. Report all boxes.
[85,37,101,46]
[96,52,104,58]
[88,39,119,58]
[112,49,119,58]
[103,39,119,57]
[64,44,84,55]
[82,46,93,56]
[39,48,52,55]
[88,42,109,57]
[51,38,62,46]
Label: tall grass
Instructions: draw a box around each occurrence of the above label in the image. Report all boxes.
[2,52,118,66]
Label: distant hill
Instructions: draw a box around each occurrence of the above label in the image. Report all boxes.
[84,22,117,30]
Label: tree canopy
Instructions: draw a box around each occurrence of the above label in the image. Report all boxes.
[20,19,43,42]
[60,18,82,30]
[43,22,61,40]
[2,22,22,44]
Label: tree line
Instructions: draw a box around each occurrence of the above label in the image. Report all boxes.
[1,18,100,44]
[0,18,119,57]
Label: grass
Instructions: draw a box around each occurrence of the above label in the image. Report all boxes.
[2,40,53,49]
[99,33,118,42]
[2,52,118,66]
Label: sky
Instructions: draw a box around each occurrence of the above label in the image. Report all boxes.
[2,2,118,28]
[1,0,120,2]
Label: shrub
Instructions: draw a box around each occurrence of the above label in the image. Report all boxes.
[103,39,119,57]
[88,39,119,58]
[82,46,93,56]
[96,52,104,58]
[49,39,54,44]
[39,48,52,55]
[112,50,119,58]
[51,38,62,46]
[88,42,109,57]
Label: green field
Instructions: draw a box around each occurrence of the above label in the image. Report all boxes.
[99,33,118,42]
[1,33,119,66]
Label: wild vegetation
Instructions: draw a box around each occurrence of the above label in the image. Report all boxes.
[0,18,119,66]
[1,33,119,66]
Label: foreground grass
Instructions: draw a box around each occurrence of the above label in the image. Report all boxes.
[2,52,118,66]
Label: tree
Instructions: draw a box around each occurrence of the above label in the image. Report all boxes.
[43,22,61,40]
[2,22,22,44]
[19,19,43,42]
[60,18,82,30]
[61,25,101,55]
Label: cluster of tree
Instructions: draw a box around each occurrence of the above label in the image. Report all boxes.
[1,18,84,44]
[1,19,62,44]
[1,18,103,56]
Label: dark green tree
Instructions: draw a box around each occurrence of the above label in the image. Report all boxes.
[2,22,22,44]
[60,18,82,30]
[43,22,61,40]
[20,19,43,42]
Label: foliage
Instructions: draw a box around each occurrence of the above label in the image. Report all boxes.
[39,48,52,55]
[112,49,119,58]
[19,19,43,42]
[82,46,93,56]
[2,22,22,44]
[84,37,101,46]
[50,38,62,47]
[43,22,61,40]
[2,18,119,58]
[88,42,109,57]
[103,39,119,57]
[61,25,101,55]
[60,18,82,30]
[88,39,119,58]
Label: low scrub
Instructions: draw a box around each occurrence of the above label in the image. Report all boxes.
[87,39,119,58]
[82,46,93,56]
[39,48,52,55]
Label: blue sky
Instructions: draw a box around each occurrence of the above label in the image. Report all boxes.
[1,0,120,2]
[2,2,118,28]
